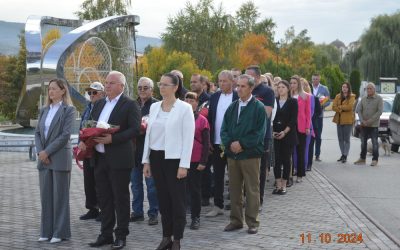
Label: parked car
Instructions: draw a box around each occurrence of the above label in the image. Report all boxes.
[389,93,400,152]
[353,94,395,138]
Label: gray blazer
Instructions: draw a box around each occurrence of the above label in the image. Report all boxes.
[35,103,76,171]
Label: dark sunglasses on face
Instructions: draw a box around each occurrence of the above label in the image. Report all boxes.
[138,86,151,91]
[87,91,98,95]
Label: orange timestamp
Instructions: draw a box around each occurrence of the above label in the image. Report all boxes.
[300,232,363,244]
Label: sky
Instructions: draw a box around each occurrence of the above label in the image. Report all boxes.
[0,0,399,45]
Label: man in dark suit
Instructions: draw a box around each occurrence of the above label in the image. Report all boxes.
[205,70,239,217]
[88,71,140,249]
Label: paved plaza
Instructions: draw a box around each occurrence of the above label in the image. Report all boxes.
[0,151,399,250]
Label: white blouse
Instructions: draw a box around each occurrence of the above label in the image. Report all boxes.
[44,101,62,139]
[149,110,169,150]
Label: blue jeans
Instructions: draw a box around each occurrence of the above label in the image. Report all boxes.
[130,165,159,217]
[360,127,379,161]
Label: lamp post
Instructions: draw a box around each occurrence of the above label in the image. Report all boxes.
[276,41,280,76]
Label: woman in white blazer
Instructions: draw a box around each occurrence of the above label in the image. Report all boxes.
[35,78,75,244]
[143,73,195,250]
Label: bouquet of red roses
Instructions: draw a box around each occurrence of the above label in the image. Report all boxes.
[74,120,119,161]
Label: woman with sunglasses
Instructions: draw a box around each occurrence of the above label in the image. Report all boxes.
[142,73,195,250]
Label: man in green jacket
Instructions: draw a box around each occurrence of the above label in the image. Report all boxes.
[221,74,266,234]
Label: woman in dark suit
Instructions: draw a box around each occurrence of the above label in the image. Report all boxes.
[143,73,195,250]
[35,78,76,243]
[272,80,298,195]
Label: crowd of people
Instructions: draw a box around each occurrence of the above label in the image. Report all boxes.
[34,66,384,250]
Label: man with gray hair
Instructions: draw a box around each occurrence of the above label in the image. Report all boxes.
[205,70,238,217]
[354,82,383,166]
[221,74,266,234]
[129,77,160,225]
[88,71,141,249]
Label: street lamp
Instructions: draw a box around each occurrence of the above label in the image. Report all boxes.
[276,41,280,76]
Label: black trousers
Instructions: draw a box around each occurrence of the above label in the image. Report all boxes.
[259,138,270,206]
[308,136,315,170]
[274,139,292,180]
[295,133,306,177]
[212,144,227,209]
[201,155,213,200]
[94,153,131,240]
[188,162,202,219]
[83,158,97,210]
[150,150,186,240]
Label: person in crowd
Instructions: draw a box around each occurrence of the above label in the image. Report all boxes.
[332,82,356,163]
[221,74,266,234]
[290,75,311,183]
[231,68,242,89]
[35,78,76,244]
[142,73,195,250]
[209,81,218,94]
[246,65,275,208]
[190,74,210,106]
[272,80,298,194]
[88,71,141,249]
[129,77,159,225]
[171,69,188,100]
[311,73,330,162]
[184,92,210,230]
[273,76,282,96]
[206,70,238,217]
[354,82,383,166]
[300,78,321,171]
[79,82,104,221]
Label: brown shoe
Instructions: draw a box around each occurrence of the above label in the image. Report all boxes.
[370,160,378,166]
[224,223,243,232]
[354,158,366,165]
[247,227,258,234]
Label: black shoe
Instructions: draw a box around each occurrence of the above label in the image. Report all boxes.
[111,238,126,250]
[278,189,287,195]
[306,166,312,171]
[156,237,172,250]
[201,198,210,206]
[148,215,158,226]
[95,212,102,222]
[129,213,144,222]
[80,209,99,220]
[342,155,347,163]
[224,223,243,231]
[88,235,113,247]
[286,178,293,187]
[190,217,200,230]
[247,227,258,234]
[224,204,231,210]
[272,188,280,194]
[337,155,344,162]
[315,156,322,162]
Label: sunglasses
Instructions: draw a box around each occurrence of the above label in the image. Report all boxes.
[138,86,151,91]
[87,91,98,95]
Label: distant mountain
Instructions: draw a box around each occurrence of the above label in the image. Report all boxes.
[0,20,162,56]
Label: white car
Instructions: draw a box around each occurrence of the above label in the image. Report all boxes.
[353,94,394,138]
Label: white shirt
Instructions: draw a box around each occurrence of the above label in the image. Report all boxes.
[95,92,123,153]
[237,95,252,121]
[44,101,62,139]
[149,110,169,150]
[214,92,233,144]
[313,84,320,96]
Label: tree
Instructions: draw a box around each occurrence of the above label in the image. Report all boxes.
[235,1,259,36]
[357,11,400,83]
[313,44,341,70]
[320,65,346,98]
[0,32,26,120]
[138,47,212,98]
[237,33,273,69]
[75,0,132,19]
[350,70,361,97]
[162,0,238,72]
